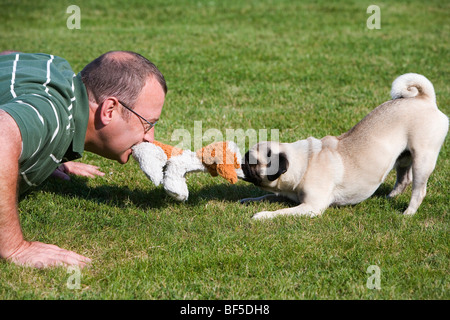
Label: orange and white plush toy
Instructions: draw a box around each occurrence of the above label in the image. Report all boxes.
[132,141,244,201]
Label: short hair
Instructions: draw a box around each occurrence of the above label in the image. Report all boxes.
[80,51,167,116]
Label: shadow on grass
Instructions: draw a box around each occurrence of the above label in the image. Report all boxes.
[27,177,274,210]
[26,175,410,213]
[371,183,410,212]
[187,182,299,208]
[23,176,171,210]
[192,181,410,212]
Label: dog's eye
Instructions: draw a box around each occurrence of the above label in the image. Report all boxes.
[267,149,271,158]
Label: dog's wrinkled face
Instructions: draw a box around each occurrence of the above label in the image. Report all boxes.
[241,141,289,187]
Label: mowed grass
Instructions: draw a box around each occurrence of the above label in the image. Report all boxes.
[0,0,449,299]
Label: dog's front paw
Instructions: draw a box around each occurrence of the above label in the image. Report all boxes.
[252,211,275,220]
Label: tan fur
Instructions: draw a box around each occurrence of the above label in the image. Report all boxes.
[152,140,240,184]
[196,141,240,184]
[152,140,183,159]
[241,74,448,219]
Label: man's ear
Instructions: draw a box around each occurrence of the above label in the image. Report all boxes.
[98,98,117,126]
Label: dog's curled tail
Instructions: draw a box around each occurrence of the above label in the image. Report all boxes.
[391,73,436,104]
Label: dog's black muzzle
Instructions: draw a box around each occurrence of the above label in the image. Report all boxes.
[241,151,263,186]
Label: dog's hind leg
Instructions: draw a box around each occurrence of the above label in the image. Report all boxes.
[403,108,448,215]
[403,151,439,215]
[388,151,412,198]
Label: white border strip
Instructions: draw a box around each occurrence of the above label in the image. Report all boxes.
[43,55,54,96]
[10,53,19,98]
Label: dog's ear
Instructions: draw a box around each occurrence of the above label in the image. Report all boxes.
[267,152,289,181]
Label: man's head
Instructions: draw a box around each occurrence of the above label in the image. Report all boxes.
[81,51,167,164]
[81,50,167,114]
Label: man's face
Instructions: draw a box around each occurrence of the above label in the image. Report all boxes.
[103,76,165,164]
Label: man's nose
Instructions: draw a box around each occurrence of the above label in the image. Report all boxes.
[143,127,155,143]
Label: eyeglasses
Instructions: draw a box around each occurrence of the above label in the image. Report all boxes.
[118,100,158,133]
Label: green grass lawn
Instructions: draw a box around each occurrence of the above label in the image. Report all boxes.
[0,0,448,300]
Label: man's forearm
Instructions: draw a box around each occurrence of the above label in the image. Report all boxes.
[0,111,25,259]
[0,176,24,259]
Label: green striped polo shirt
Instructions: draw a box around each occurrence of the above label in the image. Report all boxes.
[0,53,89,194]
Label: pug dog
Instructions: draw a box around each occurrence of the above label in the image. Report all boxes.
[241,73,448,219]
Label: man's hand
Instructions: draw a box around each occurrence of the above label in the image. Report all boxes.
[6,240,91,269]
[51,162,105,181]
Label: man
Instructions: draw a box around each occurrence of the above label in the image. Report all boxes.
[0,50,167,268]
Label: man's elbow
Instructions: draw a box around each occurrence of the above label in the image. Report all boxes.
[0,51,21,56]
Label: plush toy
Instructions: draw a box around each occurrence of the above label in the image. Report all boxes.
[132,140,244,201]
